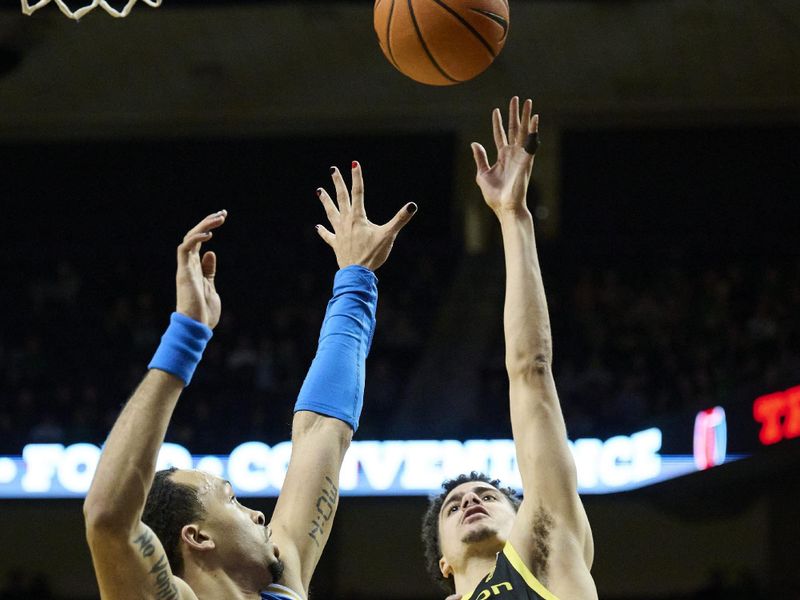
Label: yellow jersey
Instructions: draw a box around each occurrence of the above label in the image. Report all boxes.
[461,542,560,600]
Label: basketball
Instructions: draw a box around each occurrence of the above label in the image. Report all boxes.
[374,0,510,86]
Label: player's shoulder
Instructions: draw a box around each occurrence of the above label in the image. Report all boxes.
[174,576,200,600]
[505,498,597,598]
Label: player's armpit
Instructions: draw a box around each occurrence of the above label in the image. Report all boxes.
[505,498,597,600]
[269,411,352,594]
[86,521,196,600]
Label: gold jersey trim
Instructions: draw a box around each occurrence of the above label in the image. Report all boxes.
[502,542,560,600]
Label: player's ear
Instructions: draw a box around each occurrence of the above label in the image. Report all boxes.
[439,556,453,579]
[181,523,215,551]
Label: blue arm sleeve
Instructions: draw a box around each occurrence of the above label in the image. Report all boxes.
[293,265,378,431]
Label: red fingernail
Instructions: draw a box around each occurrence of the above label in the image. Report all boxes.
[316,188,322,197]
[352,161,359,169]
[330,166,336,174]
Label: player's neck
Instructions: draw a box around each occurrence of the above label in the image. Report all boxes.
[183,563,262,600]
[453,554,500,596]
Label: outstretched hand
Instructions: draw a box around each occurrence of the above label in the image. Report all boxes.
[471,96,539,216]
[316,161,416,271]
[175,210,226,329]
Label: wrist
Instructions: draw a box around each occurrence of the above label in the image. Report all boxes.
[146,367,186,389]
[148,313,213,386]
[496,205,533,224]
[337,264,376,277]
[333,265,379,298]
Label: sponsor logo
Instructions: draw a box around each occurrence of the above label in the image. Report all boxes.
[753,385,800,445]
[693,407,727,470]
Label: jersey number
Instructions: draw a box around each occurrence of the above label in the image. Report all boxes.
[476,582,513,599]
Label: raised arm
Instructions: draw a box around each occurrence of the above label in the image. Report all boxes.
[268,162,416,596]
[83,211,226,600]
[472,99,596,598]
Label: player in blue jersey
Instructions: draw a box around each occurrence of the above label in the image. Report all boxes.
[422,98,599,600]
[83,162,416,600]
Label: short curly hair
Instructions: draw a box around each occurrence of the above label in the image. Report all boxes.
[142,468,206,577]
[421,472,521,593]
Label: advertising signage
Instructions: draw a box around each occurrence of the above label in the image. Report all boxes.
[1,430,681,498]
[3,382,794,499]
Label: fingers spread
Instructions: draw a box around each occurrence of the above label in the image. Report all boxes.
[315,224,336,247]
[201,251,217,281]
[385,202,417,234]
[530,112,540,134]
[330,166,351,214]
[507,96,520,145]
[519,98,533,144]
[523,113,540,156]
[471,142,490,175]
[317,187,339,226]
[492,108,508,155]
[350,160,366,216]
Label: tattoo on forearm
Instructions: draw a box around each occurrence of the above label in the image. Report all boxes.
[150,554,178,600]
[308,476,339,547]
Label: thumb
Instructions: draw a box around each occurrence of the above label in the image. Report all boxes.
[385,202,418,234]
[471,142,490,176]
[201,251,217,282]
[445,595,463,600]
[316,224,336,247]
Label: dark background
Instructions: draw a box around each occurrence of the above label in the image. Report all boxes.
[1,0,800,598]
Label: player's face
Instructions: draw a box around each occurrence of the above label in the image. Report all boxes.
[437,482,517,572]
[171,470,283,585]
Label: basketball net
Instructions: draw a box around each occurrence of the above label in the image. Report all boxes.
[21,0,162,19]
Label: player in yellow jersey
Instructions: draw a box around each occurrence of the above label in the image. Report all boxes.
[422,98,598,600]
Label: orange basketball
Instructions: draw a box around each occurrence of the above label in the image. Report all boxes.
[374,0,510,86]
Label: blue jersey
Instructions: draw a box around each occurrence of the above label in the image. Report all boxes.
[462,542,560,600]
[261,583,304,600]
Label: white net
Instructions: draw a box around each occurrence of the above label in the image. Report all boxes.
[21,0,162,19]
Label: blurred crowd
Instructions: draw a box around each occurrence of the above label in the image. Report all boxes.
[479,254,800,438]
[0,224,451,452]
[2,247,798,452]
[0,569,54,600]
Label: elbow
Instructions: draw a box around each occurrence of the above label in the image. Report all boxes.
[506,352,553,381]
[83,497,134,535]
[292,411,353,451]
[505,332,553,380]
[83,494,102,524]
[83,501,114,532]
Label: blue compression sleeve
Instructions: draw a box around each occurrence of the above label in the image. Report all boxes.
[294,265,378,431]
[148,312,213,386]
